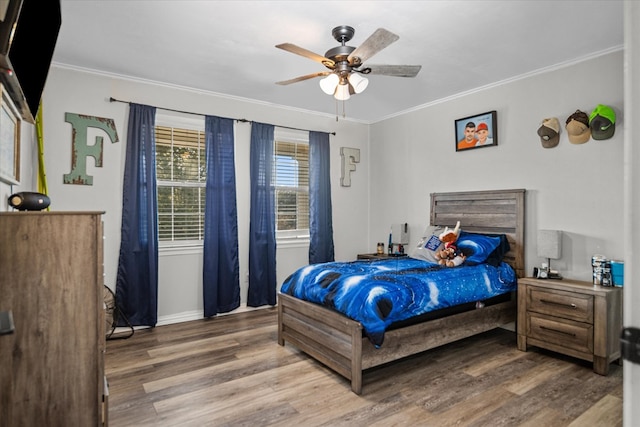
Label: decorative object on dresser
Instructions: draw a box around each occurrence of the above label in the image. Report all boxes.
[517,277,623,375]
[610,260,624,287]
[0,211,108,425]
[279,188,525,394]
[7,191,50,211]
[592,254,614,287]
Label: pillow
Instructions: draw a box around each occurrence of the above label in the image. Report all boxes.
[409,226,444,263]
[483,234,511,266]
[456,231,510,266]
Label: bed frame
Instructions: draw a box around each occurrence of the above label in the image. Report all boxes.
[278,188,526,394]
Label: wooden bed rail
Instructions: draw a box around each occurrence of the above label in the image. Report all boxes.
[279,291,517,394]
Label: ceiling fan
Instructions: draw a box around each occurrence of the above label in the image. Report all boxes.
[275,25,421,101]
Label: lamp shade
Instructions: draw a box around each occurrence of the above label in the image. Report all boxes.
[537,229,562,259]
[348,73,369,94]
[319,74,339,95]
[334,83,351,100]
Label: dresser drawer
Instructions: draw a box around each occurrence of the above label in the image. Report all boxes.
[528,288,593,323]
[527,312,593,355]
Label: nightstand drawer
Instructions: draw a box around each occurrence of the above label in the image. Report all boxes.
[528,312,593,355]
[528,288,593,323]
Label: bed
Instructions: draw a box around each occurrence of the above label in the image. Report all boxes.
[277,188,526,394]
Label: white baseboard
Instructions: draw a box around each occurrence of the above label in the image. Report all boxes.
[114,304,273,331]
[156,310,202,326]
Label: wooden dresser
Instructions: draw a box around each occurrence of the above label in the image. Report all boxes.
[0,212,107,425]
[517,277,623,375]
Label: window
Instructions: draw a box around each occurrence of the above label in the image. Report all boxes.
[155,115,206,245]
[274,128,309,241]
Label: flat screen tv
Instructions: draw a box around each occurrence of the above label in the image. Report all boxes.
[0,0,61,123]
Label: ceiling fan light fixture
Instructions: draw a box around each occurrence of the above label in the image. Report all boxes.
[319,73,339,95]
[348,73,369,94]
[334,82,351,101]
[277,26,421,114]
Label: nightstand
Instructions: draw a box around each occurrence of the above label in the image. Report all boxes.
[357,253,408,260]
[517,277,623,375]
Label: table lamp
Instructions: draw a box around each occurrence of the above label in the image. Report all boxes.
[537,229,562,278]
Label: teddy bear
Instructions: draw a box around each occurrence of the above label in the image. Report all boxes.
[434,246,466,267]
[434,221,466,267]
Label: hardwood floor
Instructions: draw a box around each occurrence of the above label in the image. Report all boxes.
[105,307,622,427]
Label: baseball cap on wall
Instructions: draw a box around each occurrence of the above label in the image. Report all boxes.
[589,104,616,140]
[537,117,560,148]
[565,110,591,144]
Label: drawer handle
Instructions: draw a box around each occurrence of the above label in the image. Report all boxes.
[540,299,577,309]
[540,325,576,337]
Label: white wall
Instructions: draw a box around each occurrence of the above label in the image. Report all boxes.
[38,66,370,323]
[369,50,624,282]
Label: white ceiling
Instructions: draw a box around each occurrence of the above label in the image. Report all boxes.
[53,1,624,123]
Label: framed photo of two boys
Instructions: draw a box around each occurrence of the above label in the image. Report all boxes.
[455,110,497,152]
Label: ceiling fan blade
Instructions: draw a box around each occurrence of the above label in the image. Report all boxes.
[276,43,335,67]
[366,64,422,77]
[348,28,399,65]
[276,71,331,85]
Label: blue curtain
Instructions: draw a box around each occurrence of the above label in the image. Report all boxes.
[203,116,240,316]
[309,131,335,264]
[115,103,159,326]
[248,122,277,307]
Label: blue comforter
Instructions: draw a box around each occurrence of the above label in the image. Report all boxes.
[280,257,517,347]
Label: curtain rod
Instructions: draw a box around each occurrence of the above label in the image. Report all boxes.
[109,97,336,136]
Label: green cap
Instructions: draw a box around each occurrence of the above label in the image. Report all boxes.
[589,104,616,140]
[589,104,616,124]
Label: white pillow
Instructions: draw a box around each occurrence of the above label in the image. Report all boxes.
[410,225,444,263]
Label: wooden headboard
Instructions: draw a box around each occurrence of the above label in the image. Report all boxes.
[430,188,526,278]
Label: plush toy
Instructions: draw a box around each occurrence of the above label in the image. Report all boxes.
[434,221,466,267]
[438,221,461,247]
